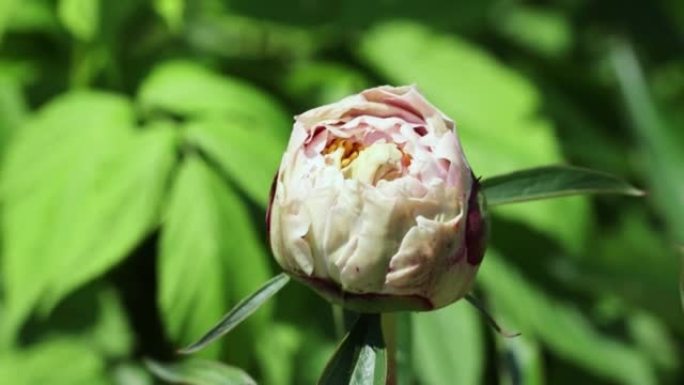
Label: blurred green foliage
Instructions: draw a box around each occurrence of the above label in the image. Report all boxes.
[0,0,682,384]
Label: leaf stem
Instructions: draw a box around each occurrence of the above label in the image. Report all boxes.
[381,313,398,385]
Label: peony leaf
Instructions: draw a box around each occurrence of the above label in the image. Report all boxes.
[482,165,644,206]
[318,314,387,385]
[57,0,99,41]
[185,117,285,207]
[497,334,545,385]
[611,40,684,243]
[1,92,176,342]
[479,250,657,385]
[411,302,484,385]
[146,358,256,385]
[159,156,275,361]
[358,21,590,251]
[138,61,289,141]
[0,339,109,385]
[178,273,290,355]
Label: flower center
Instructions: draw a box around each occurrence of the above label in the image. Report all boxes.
[322,138,363,168]
[321,137,412,184]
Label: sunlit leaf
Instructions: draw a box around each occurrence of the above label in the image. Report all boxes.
[158,156,272,363]
[138,61,290,140]
[358,21,589,250]
[146,358,256,385]
[254,323,304,385]
[154,0,184,31]
[482,165,644,206]
[318,314,386,385]
[1,93,177,342]
[412,301,484,385]
[58,0,99,41]
[0,0,18,42]
[494,5,572,58]
[186,117,285,206]
[0,75,28,152]
[479,249,657,385]
[0,339,109,385]
[180,273,290,354]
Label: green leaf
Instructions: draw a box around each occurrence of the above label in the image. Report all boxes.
[180,273,290,354]
[58,0,99,41]
[0,75,28,152]
[611,41,684,243]
[0,0,18,43]
[255,323,304,385]
[479,249,657,385]
[138,61,290,140]
[283,61,371,105]
[627,311,679,371]
[358,21,589,250]
[0,339,109,385]
[570,209,682,332]
[482,165,644,206]
[0,92,177,342]
[494,5,572,58]
[680,247,684,313]
[497,334,545,385]
[2,0,58,34]
[318,314,387,385]
[186,117,286,206]
[146,358,256,385]
[158,156,272,363]
[154,0,185,31]
[411,301,484,385]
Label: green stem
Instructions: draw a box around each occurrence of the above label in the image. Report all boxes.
[381,313,398,385]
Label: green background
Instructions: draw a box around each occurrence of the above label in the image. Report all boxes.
[0,0,682,384]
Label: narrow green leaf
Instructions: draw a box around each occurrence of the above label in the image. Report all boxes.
[358,21,589,251]
[159,156,274,363]
[57,0,99,41]
[146,358,256,385]
[179,273,290,354]
[611,40,684,243]
[482,165,644,206]
[411,302,484,385]
[318,314,387,385]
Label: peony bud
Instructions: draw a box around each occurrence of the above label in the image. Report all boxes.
[267,85,487,312]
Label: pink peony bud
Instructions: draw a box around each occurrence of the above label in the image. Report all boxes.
[267,85,486,312]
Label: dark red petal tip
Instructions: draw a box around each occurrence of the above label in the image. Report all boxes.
[465,174,488,265]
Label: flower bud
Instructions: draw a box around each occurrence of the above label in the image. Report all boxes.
[267,85,486,312]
